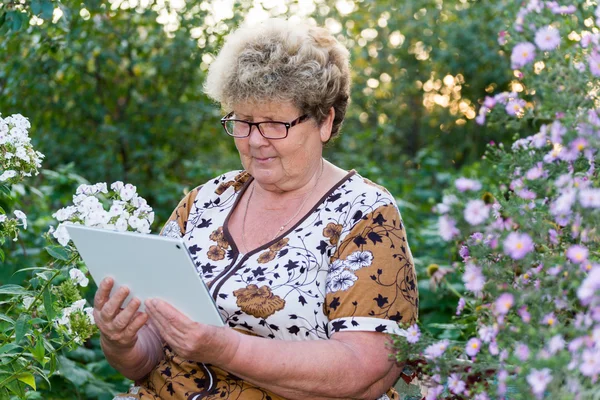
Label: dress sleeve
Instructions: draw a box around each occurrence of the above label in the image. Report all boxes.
[323,202,418,336]
[159,186,201,238]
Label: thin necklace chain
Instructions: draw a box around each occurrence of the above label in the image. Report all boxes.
[241,159,325,253]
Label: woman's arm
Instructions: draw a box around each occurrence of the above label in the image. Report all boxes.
[94,278,164,381]
[146,299,401,400]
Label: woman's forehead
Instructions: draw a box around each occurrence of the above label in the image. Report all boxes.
[232,100,300,119]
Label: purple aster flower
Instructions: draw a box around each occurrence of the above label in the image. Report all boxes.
[550,4,576,14]
[515,342,530,361]
[489,340,499,355]
[456,297,466,315]
[503,232,534,260]
[424,339,449,359]
[535,26,561,51]
[548,229,559,245]
[542,312,558,327]
[547,335,565,355]
[570,137,588,153]
[439,215,460,241]
[567,244,589,264]
[577,267,600,306]
[579,188,600,208]
[464,199,490,226]
[505,98,527,117]
[448,374,466,395]
[495,293,514,315]
[478,325,497,343]
[589,52,600,77]
[466,337,482,357]
[527,369,552,399]
[525,162,544,180]
[455,177,482,192]
[511,42,536,68]
[463,263,485,294]
[406,324,420,344]
[459,245,470,260]
[580,348,600,377]
[474,393,490,400]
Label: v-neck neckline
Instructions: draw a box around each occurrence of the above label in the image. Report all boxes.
[222,169,356,259]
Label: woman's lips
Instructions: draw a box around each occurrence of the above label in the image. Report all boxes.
[254,157,275,164]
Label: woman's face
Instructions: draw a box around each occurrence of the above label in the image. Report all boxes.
[231,101,330,192]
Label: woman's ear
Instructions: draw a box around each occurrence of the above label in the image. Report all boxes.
[319,107,335,143]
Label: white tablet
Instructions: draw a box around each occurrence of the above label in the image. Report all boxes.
[65,225,224,327]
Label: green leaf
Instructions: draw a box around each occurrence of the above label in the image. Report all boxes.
[427,323,463,330]
[0,313,15,324]
[30,0,43,15]
[0,284,28,295]
[40,0,55,20]
[15,372,35,390]
[32,337,46,366]
[7,11,24,32]
[43,287,55,321]
[0,248,4,263]
[15,314,29,344]
[58,355,94,386]
[0,343,21,355]
[44,245,70,261]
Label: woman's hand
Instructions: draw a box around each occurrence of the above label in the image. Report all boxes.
[145,298,240,365]
[94,277,149,350]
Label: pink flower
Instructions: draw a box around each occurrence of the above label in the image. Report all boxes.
[505,98,526,117]
[439,215,460,241]
[542,312,558,326]
[525,162,545,180]
[466,337,482,357]
[448,373,466,395]
[567,244,589,264]
[456,298,466,315]
[455,177,482,192]
[589,52,600,77]
[535,26,561,51]
[511,42,536,68]
[463,263,485,294]
[577,267,600,306]
[424,339,449,359]
[579,188,600,208]
[495,293,514,315]
[503,232,534,260]
[406,324,420,344]
[464,199,490,225]
[515,342,530,361]
[527,368,552,399]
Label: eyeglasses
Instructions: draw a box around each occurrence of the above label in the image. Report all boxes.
[220,112,310,139]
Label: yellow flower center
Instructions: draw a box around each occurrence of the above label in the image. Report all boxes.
[516,243,523,249]
[547,318,555,326]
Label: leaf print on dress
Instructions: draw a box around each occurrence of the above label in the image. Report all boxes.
[326,270,358,293]
[233,284,286,319]
[161,220,182,238]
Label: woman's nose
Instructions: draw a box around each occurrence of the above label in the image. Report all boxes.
[248,125,268,146]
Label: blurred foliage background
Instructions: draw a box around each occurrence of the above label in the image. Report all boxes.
[1,0,517,397]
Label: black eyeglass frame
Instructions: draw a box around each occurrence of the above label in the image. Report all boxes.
[220,111,310,139]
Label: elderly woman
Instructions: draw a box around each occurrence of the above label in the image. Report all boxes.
[95,18,419,400]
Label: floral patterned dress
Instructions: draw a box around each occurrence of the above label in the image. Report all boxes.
[127,170,421,400]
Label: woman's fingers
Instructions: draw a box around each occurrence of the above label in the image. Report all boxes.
[93,277,114,310]
[123,312,149,338]
[100,286,130,320]
[111,297,142,331]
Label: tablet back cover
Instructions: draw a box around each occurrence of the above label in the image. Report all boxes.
[66,225,224,327]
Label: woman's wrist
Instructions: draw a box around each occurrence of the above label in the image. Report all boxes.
[207,326,243,367]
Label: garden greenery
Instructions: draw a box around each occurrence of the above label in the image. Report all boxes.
[394,1,600,399]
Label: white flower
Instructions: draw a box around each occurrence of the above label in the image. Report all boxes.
[23,296,36,309]
[84,307,95,325]
[135,218,151,234]
[108,202,126,218]
[119,184,137,201]
[69,268,89,287]
[0,170,17,182]
[0,215,6,223]
[115,217,128,232]
[326,270,357,293]
[111,181,124,192]
[345,250,373,270]
[455,177,482,192]
[464,199,490,225]
[53,206,77,222]
[84,209,110,227]
[53,223,72,246]
[14,210,27,229]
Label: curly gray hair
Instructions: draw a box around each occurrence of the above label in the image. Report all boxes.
[204,18,351,141]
